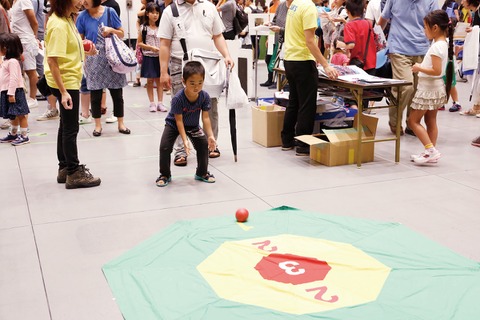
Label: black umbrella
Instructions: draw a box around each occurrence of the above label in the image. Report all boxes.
[225,66,237,162]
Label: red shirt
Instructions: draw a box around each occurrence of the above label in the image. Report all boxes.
[344,19,376,70]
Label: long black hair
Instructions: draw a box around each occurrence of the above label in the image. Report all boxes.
[424,10,454,100]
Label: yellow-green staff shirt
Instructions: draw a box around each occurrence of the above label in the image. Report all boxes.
[44,14,84,90]
[284,0,318,61]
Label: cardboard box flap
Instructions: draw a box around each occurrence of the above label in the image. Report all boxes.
[252,105,285,112]
[295,135,329,146]
[353,113,378,137]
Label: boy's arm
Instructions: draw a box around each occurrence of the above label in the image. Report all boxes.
[175,114,190,155]
[202,111,216,151]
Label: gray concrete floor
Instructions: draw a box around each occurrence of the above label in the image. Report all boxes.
[1,62,479,320]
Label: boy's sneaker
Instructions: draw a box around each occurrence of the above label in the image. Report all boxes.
[27,98,39,109]
[157,102,167,112]
[36,108,59,121]
[0,119,11,130]
[149,103,157,112]
[11,135,30,146]
[105,112,117,123]
[438,105,445,111]
[413,149,441,164]
[65,165,101,189]
[449,103,462,112]
[0,132,18,143]
[79,114,93,125]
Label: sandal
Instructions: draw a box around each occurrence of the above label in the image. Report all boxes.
[156,175,171,187]
[194,172,215,183]
[174,155,187,167]
[118,127,131,134]
[209,148,221,158]
[460,106,480,116]
[92,129,102,137]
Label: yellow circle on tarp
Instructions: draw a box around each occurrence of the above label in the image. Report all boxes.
[197,234,391,315]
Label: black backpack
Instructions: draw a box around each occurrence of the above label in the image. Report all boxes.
[235,5,249,31]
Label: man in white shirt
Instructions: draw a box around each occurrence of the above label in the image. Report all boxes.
[158,0,234,164]
[11,0,39,108]
[365,0,381,24]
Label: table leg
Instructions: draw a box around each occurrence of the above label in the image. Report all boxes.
[356,89,364,168]
[395,89,402,162]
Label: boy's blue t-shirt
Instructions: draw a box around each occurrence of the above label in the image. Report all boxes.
[165,89,211,131]
[76,7,122,44]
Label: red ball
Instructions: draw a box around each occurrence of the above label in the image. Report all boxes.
[83,39,93,52]
[235,208,249,222]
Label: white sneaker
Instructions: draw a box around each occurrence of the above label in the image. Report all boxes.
[149,103,157,112]
[157,102,167,112]
[27,98,39,109]
[0,119,11,130]
[413,149,441,164]
[36,108,59,121]
[105,112,117,123]
[79,114,93,125]
[410,153,438,163]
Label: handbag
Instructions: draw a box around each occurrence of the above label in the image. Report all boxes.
[171,3,226,98]
[226,69,248,109]
[104,8,137,74]
[36,75,51,97]
[135,45,143,64]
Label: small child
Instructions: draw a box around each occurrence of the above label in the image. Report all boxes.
[138,2,167,112]
[330,38,349,66]
[408,10,453,164]
[156,61,216,187]
[0,33,30,146]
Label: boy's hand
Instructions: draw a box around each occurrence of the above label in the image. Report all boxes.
[208,136,216,152]
[184,140,191,156]
[8,95,15,103]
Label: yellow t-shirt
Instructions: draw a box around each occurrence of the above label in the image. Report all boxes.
[44,14,84,90]
[284,0,318,61]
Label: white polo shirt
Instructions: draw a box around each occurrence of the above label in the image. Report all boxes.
[10,0,36,42]
[158,0,225,60]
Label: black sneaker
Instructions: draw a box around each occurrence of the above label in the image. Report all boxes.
[260,80,273,87]
[295,147,310,156]
[65,165,101,189]
[268,83,277,90]
[405,127,416,136]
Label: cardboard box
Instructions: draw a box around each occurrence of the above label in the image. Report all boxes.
[295,114,378,166]
[252,104,286,147]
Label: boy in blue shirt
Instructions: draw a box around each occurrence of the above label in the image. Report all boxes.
[156,61,216,187]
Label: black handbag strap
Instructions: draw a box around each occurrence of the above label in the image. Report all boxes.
[362,21,371,67]
[171,2,189,61]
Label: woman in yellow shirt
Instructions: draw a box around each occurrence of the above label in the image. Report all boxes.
[45,0,101,189]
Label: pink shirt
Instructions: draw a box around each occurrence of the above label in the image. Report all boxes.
[331,52,349,66]
[0,58,24,96]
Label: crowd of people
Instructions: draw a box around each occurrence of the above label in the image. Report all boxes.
[0,0,479,189]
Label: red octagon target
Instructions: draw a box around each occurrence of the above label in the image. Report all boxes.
[254,253,331,285]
